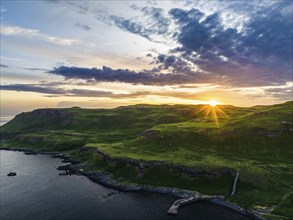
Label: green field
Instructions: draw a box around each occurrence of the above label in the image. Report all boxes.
[1,101,292,219]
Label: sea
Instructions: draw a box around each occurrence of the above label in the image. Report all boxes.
[0,115,14,126]
[0,150,251,220]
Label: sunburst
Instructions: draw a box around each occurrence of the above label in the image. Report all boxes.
[209,100,219,107]
[196,100,228,127]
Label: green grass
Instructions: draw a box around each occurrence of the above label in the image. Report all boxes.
[272,192,293,218]
[1,101,292,218]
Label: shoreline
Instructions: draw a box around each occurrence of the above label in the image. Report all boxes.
[0,147,265,220]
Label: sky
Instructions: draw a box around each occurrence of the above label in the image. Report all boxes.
[0,0,292,115]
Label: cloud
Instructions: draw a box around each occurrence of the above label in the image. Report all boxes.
[140,6,170,35]
[24,67,49,71]
[168,3,293,87]
[49,65,209,86]
[0,84,66,94]
[2,81,291,105]
[75,22,92,30]
[0,82,213,101]
[1,25,81,46]
[91,5,171,41]
[0,63,49,71]
[58,2,291,88]
[0,83,146,98]
[0,83,119,98]
[0,6,7,13]
[109,15,152,40]
[4,1,291,94]
[264,87,293,100]
[0,64,8,68]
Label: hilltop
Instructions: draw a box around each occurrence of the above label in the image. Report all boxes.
[1,101,293,219]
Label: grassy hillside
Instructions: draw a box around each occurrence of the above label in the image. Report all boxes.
[1,101,292,219]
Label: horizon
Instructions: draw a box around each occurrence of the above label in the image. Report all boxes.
[1,99,292,116]
[1,1,292,116]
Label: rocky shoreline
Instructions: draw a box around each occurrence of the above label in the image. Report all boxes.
[0,147,265,220]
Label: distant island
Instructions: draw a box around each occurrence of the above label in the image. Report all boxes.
[1,101,292,219]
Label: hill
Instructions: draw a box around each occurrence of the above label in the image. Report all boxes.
[1,101,293,219]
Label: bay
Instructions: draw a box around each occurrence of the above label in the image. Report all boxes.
[0,150,250,220]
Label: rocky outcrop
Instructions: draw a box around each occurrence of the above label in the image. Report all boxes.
[58,163,199,198]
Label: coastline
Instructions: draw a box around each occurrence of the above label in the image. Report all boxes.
[0,147,265,220]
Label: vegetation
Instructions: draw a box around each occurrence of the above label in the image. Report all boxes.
[1,101,292,219]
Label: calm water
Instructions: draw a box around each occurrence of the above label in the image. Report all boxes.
[0,150,250,220]
[0,116,14,126]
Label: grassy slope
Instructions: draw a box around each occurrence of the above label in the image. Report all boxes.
[1,101,292,219]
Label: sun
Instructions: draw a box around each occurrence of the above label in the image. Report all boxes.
[196,100,227,128]
[209,100,219,107]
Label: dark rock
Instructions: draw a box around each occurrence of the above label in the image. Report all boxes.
[24,151,38,155]
[142,129,160,138]
[51,154,65,159]
[107,192,118,197]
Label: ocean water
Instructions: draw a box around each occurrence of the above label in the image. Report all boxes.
[0,115,14,126]
[0,150,250,220]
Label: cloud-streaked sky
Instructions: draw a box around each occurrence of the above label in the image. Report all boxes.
[0,0,292,115]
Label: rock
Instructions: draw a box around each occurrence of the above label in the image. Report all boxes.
[24,151,38,155]
[51,154,64,159]
[7,172,17,176]
[142,129,159,138]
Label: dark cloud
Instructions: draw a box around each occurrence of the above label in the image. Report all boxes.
[167,3,293,87]
[24,67,48,71]
[155,54,196,75]
[49,65,207,85]
[169,8,204,25]
[68,89,114,97]
[75,22,92,30]
[0,83,118,98]
[264,87,293,99]
[1,84,66,94]
[0,64,8,68]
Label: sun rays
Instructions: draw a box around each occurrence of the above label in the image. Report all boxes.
[196,101,228,127]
